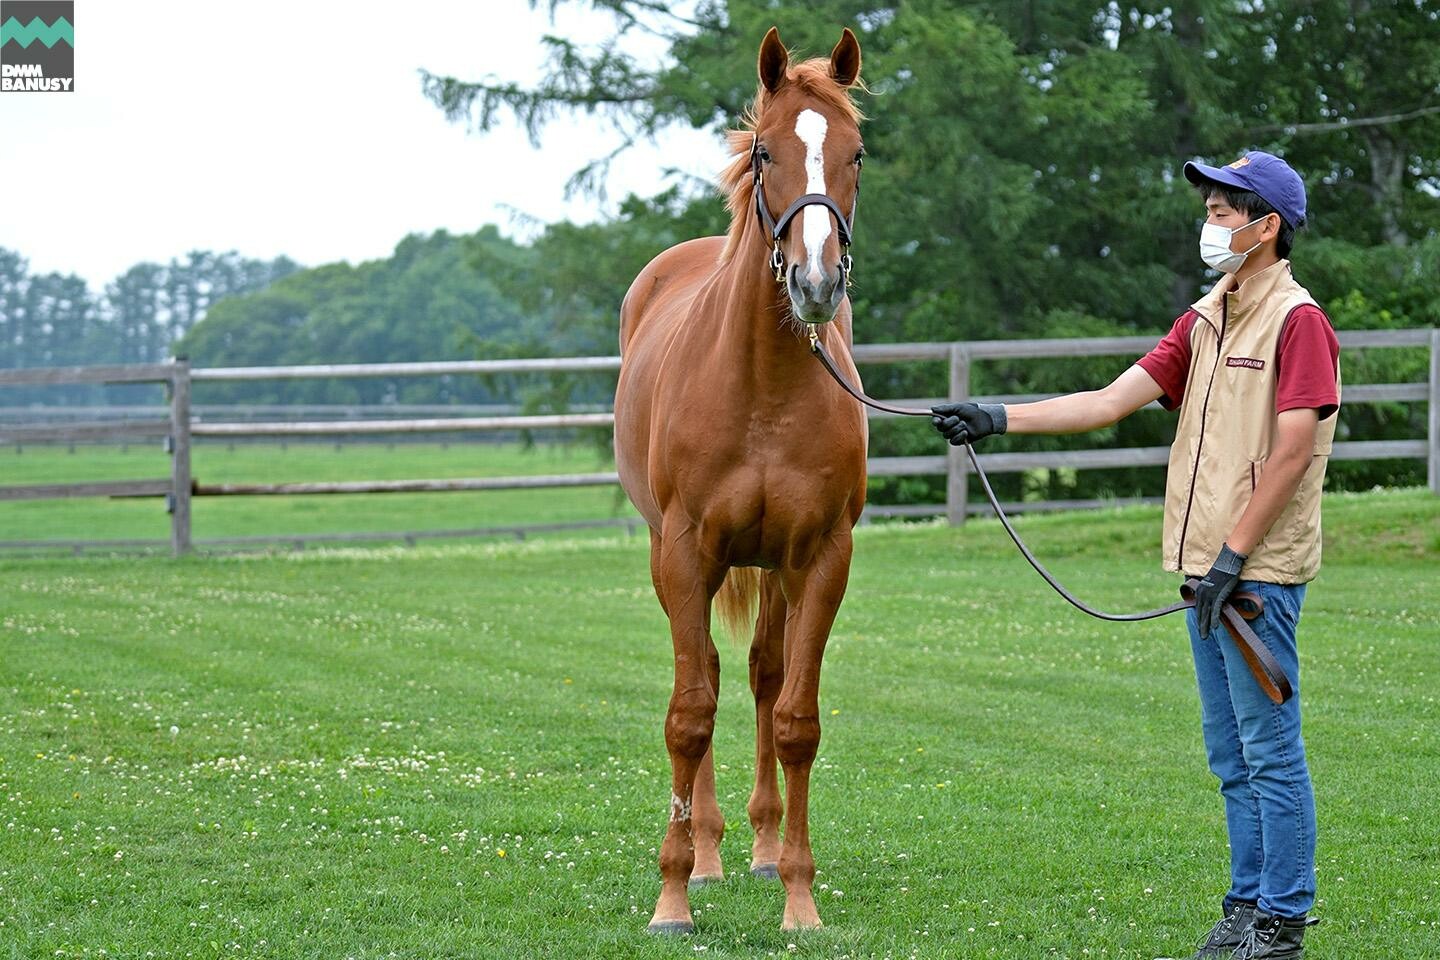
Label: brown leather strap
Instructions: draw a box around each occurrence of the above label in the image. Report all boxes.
[1180,578,1291,704]
[767,193,854,247]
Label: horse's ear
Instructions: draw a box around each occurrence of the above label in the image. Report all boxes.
[758,27,788,93]
[830,28,861,87]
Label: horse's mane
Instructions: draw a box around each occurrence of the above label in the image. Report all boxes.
[718,59,864,264]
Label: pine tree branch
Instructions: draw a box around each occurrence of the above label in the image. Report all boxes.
[563,137,637,200]
[419,34,660,146]
[544,0,707,31]
[1246,103,1440,136]
[421,0,719,194]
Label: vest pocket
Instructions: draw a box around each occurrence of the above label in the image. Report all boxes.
[1249,458,1265,492]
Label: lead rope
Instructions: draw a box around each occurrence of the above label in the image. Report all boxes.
[805,330,1292,702]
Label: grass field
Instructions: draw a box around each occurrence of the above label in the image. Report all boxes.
[0,442,639,544]
[1,484,1436,959]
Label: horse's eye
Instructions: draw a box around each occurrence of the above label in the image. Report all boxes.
[758,146,772,163]
[854,149,865,166]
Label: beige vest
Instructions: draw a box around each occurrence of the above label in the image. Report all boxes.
[1160,260,1340,583]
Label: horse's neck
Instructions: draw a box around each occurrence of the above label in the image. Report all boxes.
[705,228,809,379]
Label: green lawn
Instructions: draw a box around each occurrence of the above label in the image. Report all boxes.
[0,442,637,544]
[1,489,1436,958]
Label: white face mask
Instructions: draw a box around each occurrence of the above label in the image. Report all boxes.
[1199,216,1267,274]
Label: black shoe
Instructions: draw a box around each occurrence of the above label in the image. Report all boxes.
[1232,910,1311,959]
[1154,901,1256,960]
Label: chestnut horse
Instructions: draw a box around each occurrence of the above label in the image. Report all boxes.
[614,28,868,933]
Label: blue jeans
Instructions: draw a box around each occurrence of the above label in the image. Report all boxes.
[1188,580,1315,919]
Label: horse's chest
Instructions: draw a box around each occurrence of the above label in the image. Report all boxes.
[680,410,853,484]
[740,410,805,453]
[665,411,860,531]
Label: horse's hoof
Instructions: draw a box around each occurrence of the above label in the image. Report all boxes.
[689,874,723,889]
[750,862,780,880]
[647,919,696,936]
[781,919,824,932]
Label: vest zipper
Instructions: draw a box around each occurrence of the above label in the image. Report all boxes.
[1176,299,1226,570]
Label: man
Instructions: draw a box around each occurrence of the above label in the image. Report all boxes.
[933,152,1339,960]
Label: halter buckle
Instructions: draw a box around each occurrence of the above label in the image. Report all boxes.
[770,244,785,283]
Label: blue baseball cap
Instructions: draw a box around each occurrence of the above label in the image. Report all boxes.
[1183,151,1307,229]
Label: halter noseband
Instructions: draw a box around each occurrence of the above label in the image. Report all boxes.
[751,134,860,283]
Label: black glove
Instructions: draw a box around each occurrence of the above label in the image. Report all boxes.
[1194,544,1247,636]
[931,402,1007,446]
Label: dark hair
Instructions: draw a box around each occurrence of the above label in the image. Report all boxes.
[1196,182,1297,258]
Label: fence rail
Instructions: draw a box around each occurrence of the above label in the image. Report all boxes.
[2,327,1436,555]
[188,413,617,436]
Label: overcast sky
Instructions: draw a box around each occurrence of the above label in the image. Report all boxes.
[0,0,719,289]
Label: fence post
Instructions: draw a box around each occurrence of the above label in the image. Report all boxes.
[169,357,193,555]
[946,343,971,526]
[1430,329,1439,495]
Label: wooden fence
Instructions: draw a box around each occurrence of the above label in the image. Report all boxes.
[2,328,1436,555]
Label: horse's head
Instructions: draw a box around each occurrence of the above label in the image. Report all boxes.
[744,27,863,325]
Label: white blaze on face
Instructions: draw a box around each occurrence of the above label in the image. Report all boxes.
[794,108,830,286]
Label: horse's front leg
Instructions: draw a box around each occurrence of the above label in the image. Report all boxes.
[688,635,725,885]
[774,529,853,931]
[647,525,725,935]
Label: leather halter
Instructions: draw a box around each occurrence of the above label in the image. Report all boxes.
[751,135,860,282]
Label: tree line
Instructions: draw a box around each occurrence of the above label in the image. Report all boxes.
[0,248,299,404]
[416,0,1438,497]
[5,0,1435,499]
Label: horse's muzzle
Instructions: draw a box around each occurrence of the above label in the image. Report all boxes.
[786,263,846,324]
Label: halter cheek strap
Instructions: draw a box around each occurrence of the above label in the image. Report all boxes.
[751,135,860,282]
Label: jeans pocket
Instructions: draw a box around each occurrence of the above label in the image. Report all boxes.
[1250,582,1306,646]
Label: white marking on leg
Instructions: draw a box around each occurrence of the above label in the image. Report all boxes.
[794,108,829,287]
[670,792,692,823]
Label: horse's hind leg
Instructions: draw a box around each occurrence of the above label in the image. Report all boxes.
[688,635,725,885]
[747,570,786,878]
[647,526,724,935]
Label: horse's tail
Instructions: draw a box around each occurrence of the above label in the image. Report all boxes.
[714,566,761,645]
